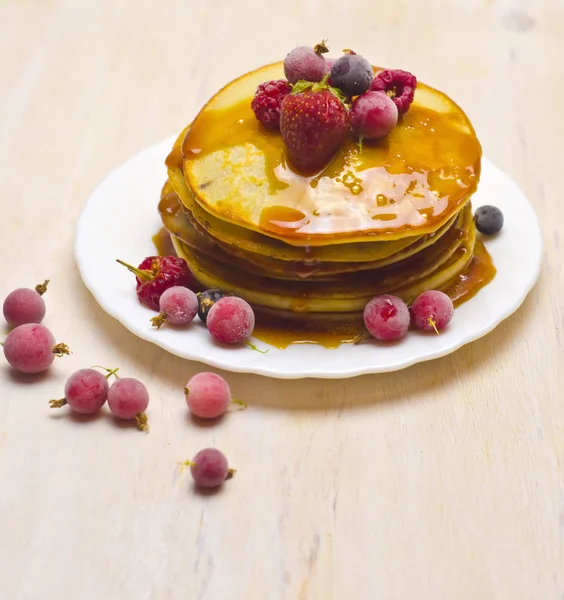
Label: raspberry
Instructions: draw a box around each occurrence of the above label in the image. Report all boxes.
[116,256,194,311]
[371,69,417,114]
[251,80,291,131]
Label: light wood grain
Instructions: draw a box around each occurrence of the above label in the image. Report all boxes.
[0,0,563,598]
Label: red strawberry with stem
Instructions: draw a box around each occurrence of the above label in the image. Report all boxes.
[116,256,194,311]
[280,77,350,174]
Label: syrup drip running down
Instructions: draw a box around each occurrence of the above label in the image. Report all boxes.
[152,233,496,350]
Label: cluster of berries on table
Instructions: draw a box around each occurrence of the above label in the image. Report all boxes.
[1,276,240,489]
[117,257,260,348]
[251,40,419,173]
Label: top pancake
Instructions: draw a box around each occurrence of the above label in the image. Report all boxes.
[178,62,481,245]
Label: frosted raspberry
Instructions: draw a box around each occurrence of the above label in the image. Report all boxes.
[371,69,417,114]
[251,80,291,131]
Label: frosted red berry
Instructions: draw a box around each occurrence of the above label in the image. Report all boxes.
[189,448,232,488]
[50,368,111,414]
[206,296,255,344]
[371,69,417,114]
[363,294,410,342]
[185,372,231,419]
[117,256,193,311]
[107,377,150,430]
[151,286,198,329]
[3,323,69,373]
[280,87,351,174]
[411,290,454,333]
[284,42,328,84]
[3,280,49,327]
[351,91,398,140]
[251,79,291,131]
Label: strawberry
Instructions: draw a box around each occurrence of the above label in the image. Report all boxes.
[280,79,350,174]
[116,256,194,311]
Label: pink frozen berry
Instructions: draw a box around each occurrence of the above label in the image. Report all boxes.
[363,294,410,342]
[184,372,244,419]
[49,367,118,414]
[107,377,150,431]
[351,91,398,140]
[187,448,234,488]
[284,41,329,84]
[206,296,255,344]
[3,323,70,374]
[150,286,198,329]
[3,280,49,327]
[411,290,454,333]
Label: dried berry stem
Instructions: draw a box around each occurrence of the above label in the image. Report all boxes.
[246,341,268,354]
[150,314,167,329]
[135,413,149,432]
[91,366,120,380]
[35,280,50,296]
[115,259,156,282]
[49,398,67,408]
[52,343,70,356]
[226,468,236,480]
[314,40,329,55]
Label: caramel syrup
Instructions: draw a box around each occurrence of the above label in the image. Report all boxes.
[152,224,496,349]
[152,228,175,257]
[182,82,482,241]
[250,241,496,349]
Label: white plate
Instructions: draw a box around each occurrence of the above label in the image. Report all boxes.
[75,137,542,379]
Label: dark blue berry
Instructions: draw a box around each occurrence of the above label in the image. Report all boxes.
[197,289,232,323]
[475,205,504,235]
[330,54,373,97]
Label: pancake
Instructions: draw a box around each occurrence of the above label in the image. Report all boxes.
[177,62,481,245]
[167,140,423,264]
[159,182,459,279]
[169,207,476,313]
[156,62,495,342]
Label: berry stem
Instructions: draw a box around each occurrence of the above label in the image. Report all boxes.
[52,343,70,357]
[150,314,167,329]
[231,398,247,409]
[49,398,67,408]
[91,366,120,380]
[135,413,149,432]
[181,460,195,467]
[352,332,370,345]
[246,341,269,354]
[428,318,440,335]
[115,259,157,282]
[314,40,329,55]
[35,280,50,296]
[226,468,236,480]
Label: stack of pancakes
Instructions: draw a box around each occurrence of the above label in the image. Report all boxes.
[159,63,484,331]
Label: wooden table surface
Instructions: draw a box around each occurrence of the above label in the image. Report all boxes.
[0,0,562,598]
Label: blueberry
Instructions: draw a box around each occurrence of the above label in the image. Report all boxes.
[197,289,232,324]
[330,54,373,97]
[474,205,504,235]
